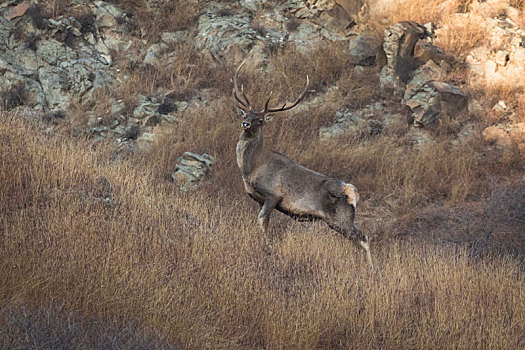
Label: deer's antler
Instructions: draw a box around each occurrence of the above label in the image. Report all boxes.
[233,60,251,111]
[261,75,309,116]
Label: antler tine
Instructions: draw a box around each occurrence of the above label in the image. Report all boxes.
[263,91,273,112]
[262,75,309,115]
[240,84,251,107]
[233,60,251,110]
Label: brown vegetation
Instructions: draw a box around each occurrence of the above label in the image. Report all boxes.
[2,0,525,348]
[1,112,525,348]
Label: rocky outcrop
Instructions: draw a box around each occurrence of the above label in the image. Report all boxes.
[375,21,468,127]
[0,0,522,164]
[380,21,426,94]
[0,2,117,115]
[319,102,397,139]
[193,0,364,63]
[403,60,447,102]
[195,9,256,62]
[451,13,525,88]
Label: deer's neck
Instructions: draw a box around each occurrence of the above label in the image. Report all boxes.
[236,128,263,178]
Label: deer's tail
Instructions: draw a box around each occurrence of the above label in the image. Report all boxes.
[343,183,359,209]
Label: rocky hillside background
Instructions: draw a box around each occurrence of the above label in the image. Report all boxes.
[1,0,525,349]
[2,0,525,154]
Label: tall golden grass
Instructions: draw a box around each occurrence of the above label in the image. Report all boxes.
[2,0,525,348]
[2,108,525,348]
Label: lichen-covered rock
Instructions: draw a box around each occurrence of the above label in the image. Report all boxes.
[195,9,255,61]
[143,42,168,66]
[95,0,122,28]
[348,34,382,66]
[383,21,426,66]
[161,30,188,44]
[319,102,384,139]
[171,152,216,191]
[380,21,426,94]
[405,81,467,126]
[403,60,447,103]
[0,3,117,115]
[319,109,366,139]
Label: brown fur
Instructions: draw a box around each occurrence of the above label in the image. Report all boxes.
[235,109,372,267]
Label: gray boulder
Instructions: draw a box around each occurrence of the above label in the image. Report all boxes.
[403,59,446,103]
[171,152,216,191]
[319,102,385,139]
[319,109,366,139]
[348,34,382,66]
[405,81,467,126]
[95,1,122,28]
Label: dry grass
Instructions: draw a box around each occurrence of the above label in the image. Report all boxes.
[114,42,232,116]
[363,0,461,35]
[113,0,204,41]
[364,0,523,33]
[2,0,525,348]
[2,103,525,349]
[435,14,490,57]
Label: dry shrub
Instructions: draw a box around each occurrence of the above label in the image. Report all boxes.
[337,67,381,108]
[516,93,525,123]
[301,135,510,211]
[0,305,176,349]
[470,83,523,124]
[40,0,92,19]
[363,0,460,35]
[1,82,28,111]
[116,43,231,114]
[435,14,490,57]
[235,42,353,106]
[121,0,203,41]
[230,42,375,120]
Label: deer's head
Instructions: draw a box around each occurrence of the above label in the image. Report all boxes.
[233,60,309,135]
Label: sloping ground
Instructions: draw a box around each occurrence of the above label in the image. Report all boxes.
[1,0,525,348]
[1,111,525,349]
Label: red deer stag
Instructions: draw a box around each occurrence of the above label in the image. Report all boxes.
[233,61,373,268]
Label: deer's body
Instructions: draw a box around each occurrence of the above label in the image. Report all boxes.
[233,61,373,268]
[237,131,350,220]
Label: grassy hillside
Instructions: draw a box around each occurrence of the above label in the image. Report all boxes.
[2,0,525,348]
[1,108,525,349]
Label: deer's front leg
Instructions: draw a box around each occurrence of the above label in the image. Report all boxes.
[257,196,281,253]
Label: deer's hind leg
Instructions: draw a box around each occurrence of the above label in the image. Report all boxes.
[328,204,373,269]
[352,226,373,269]
[257,196,281,253]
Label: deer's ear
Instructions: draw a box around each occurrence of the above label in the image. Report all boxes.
[236,107,247,118]
[264,114,275,122]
